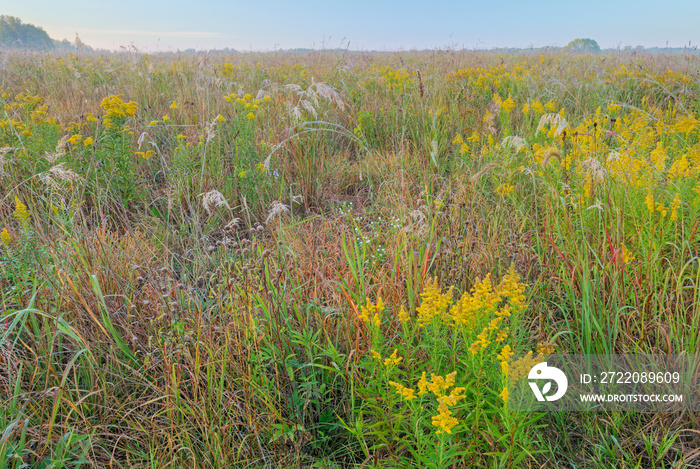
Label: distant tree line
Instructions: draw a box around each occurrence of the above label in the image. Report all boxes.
[0,15,91,51]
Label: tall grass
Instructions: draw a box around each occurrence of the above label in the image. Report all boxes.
[1,48,699,467]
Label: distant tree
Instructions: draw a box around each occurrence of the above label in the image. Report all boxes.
[0,15,54,49]
[564,38,601,53]
[74,33,86,51]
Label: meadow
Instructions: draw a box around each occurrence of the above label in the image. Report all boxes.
[1,48,699,468]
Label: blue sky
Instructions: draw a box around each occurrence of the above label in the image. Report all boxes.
[4,0,699,51]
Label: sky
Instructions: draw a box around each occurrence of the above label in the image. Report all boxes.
[3,0,699,52]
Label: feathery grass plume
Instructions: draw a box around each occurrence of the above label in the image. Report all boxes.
[266,200,290,223]
[199,190,231,214]
[540,147,561,167]
[55,134,69,153]
[0,147,15,176]
[536,113,569,136]
[44,150,63,163]
[606,150,621,162]
[39,163,83,189]
[582,157,607,181]
[281,80,346,123]
[484,100,499,134]
[46,135,71,162]
[49,162,82,182]
[469,163,498,183]
[501,136,528,152]
[312,81,345,110]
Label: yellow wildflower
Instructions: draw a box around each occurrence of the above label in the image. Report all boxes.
[170,101,178,109]
[645,192,655,213]
[531,99,545,114]
[100,95,137,118]
[389,381,417,401]
[497,345,513,363]
[1,227,11,246]
[670,193,681,221]
[135,150,155,159]
[502,94,516,114]
[13,197,30,227]
[417,372,429,396]
[432,408,459,434]
[495,182,515,196]
[67,134,83,145]
[416,277,453,326]
[383,349,403,366]
[83,137,94,146]
[621,244,635,264]
[496,329,508,343]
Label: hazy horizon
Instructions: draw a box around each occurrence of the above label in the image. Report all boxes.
[3,0,699,52]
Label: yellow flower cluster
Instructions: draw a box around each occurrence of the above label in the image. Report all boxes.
[397,306,410,322]
[135,150,155,159]
[469,328,491,355]
[383,349,403,366]
[465,267,528,355]
[370,348,403,366]
[507,351,544,382]
[495,182,515,196]
[358,296,384,327]
[389,371,465,434]
[67,134,83,145]
[1,227,11,246]
[497,345,513,374]
[13,197,30,227]
[524,99,546,115]
[368,66,414,93]
[424,372,465,434]
[223,92,270,122]
[100,95,138,118]
[621,244,635,264]
[389,381,416,401]
[501,94,516,114]
[645,192,667,218]
[416,278,453,326]
[450,274,498,326]
[495,265,528,313]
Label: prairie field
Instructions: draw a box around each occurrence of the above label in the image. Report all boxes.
[1,49,700,468]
